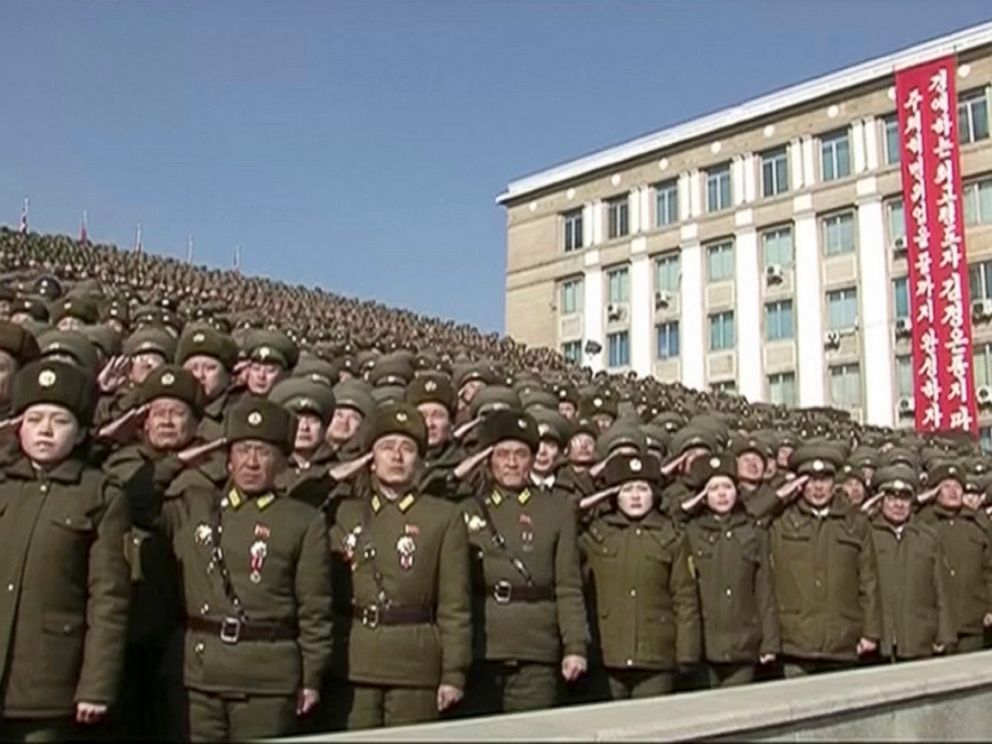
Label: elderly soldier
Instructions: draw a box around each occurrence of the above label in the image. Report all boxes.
[769,445,882,676]
[177,324,240,440]
[460,409,589,715]
[868,466,955,662]
[579,453,700,699]
[918,461,992,653]
[683,453,779,687]
[151,399,333,741]
[269,378,337,510]
[0,360,130,741]
[326,402,470,729]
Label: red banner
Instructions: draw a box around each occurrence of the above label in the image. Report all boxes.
[896,55,977,435]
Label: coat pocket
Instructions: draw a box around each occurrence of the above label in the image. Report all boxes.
[39,611,86,688]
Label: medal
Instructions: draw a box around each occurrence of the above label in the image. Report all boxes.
[396,535,416,570]
[194,524,212,546]
[519,514,534,552]
[465,514,487,533]
[249,539,268,583]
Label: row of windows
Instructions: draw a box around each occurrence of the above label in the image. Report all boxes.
[561,88,991,252]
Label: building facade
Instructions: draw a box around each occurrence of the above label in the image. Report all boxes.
[498,22,992,439]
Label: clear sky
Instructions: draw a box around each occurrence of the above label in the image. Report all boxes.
[1,1,990,332]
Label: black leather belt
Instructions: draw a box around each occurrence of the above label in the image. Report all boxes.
[350,605,434,629]
[187,616,296,644]
[481,581,555,604]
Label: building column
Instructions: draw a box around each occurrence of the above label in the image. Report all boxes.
[628,189,641,234]
[794,206,826,406]
[639,186,652,232]
[630,243,652,377]
[863,116,879,171]
[677,173,691,221]
[591,200,605,245]
[852,120,867,174]
[789,138,804,189]
[679,237,705,390]
[801,136,816,187]
[689,170,703,218]
[742,153,757,203]
[734,225,763,402]
[857,193,895,427]
[731,156,745,207]
[583,250,604,372]
[581,203,594,248]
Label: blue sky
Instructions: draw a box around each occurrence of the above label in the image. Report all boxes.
[1,1,990,332]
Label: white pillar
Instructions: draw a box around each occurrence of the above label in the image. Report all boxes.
[731,157,745,207]
[734,226,763,402]
[852,120,866,174]
[743,154,757,203]
[679,240,705,390]
[857,195,895,426]
[630,250,652,377]
[639,187,652,232]
[583,251,604,372]
[864,116,879,171]
[581,203,594,248]
[591,200,604,245]
[794,209,826,406]
[801,136,816,187]
[789,138,804,189]
[628,189,641,235]
[689,170,703,218]
[677,173,691,221]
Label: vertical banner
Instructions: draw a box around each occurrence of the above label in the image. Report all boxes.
[896,55,977,435]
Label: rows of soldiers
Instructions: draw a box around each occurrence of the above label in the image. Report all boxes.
[0,236,990,741]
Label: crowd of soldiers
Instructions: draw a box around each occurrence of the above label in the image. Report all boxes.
[0,227,991,742]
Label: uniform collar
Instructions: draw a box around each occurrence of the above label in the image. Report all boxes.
[7,453,86,484]
[371,489,417,515]
[204,388,230,419]
[530,472,556,490]
[223,485,278,512]
[697,506,750,530]
[602,507,667,529]
[489,486,532,507]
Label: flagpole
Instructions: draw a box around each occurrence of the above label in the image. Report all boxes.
[186,234,194,264]
[134,222,143,254]
[18,197,29,234]
[80,210,89,243]
[234,245,241,273]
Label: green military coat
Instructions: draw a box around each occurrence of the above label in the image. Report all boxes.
[276,444,337,511]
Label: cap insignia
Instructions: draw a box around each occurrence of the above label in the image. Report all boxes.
[247,411,263,426]
[630,458,643,472]
[193,332,206,343]
[812,459,825,472]
[161,372,176,386]
[424,380,437,392]
[38,370,56,388]
[396,411,409,423]
[517,418,528,430]
[709,456,721,468]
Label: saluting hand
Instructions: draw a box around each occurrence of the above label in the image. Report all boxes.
[856,637,877,656]
[96,403,149,442]
[327,451,374,482]
[759,653,776,665]
[296,687,320,717]
[97,355,132,394]
[983,612,992,628]
[681,488,707,513]
[436,684,463,712]
[561,654,587,682]
[453,445,493,481]
[660,451,689,478]
[75,702,108,724]
[776,474,809,501]
[917,486,939,505]
[177,437,228,466]
[0,415,23,435]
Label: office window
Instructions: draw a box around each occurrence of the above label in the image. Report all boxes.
[820,129,851,182]
[765,300,795,341]
[970,260,992,301]
[975,343,992,388]
[607,331,629,368]
[656,321,680,360]
[762,226,794,267]
[655,253,680,293]
[896,355,913,398]
[559,278,582,315]
[768,372,797,407]
[963,177,992,226]
[829,363,862,407]
[959,88,990,145]
[706,163,732,212]
[711,380,737,395]
[981,427,992,454]
[886,199,906,243]
[561,341,582,363]
[707,239,735,282]
[563,209,583,252]
[827,287,858,330]
[607,266,629,303]
[655,179,678,226]
[761,147,789,197]
[607,196,629,239]
[892,277,909,320]
[883,114,900,165]
[709,311,735,351]
[822,211,855,256]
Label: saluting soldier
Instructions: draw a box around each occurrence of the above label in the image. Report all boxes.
[528,407,584,504]
[578,453,700,699]
[406,374,465,499]
[0,360,130,741]
[460,409,589,715]
[326,402,471,729]
[683,453,779,688]
[867,465,956,662]
[150,399,333,741]
[177,324,240,440]
[240,329,299,399]
[768,445,882,676]
[0,322,40,420]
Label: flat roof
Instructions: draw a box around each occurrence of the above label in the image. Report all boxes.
[496,20,992,206]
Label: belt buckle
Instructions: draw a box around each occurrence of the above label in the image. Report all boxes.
[493,581,512,604]
[219,617,241,644]
[361,605,380,629]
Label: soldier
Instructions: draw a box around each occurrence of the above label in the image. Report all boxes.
[242,329,299,398]
[326,380,375,459]
[730,435,781,521]
[838,463,869,509]
[0,322,40,419]
[52,296,99,332]
[769,445,882,676]
[578,453,700,699]
[326,402,471,729]
[867,465,956,662]
[177,324,240,440]
[151,399,333,741]
[0,360,130,741]
[406,374,464,498]
[460,409,589,715]
[683,453,779,687]
[917,461,992,653]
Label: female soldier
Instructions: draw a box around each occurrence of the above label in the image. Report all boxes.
[578,452,700,699]
[0,360,130,741]
[683,452,780,688]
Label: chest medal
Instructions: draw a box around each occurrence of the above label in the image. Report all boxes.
[249,523,270,583]
[396,535,417,570]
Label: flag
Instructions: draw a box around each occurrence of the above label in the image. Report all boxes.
[18,198,28,234]
[133,222,143,254]
[234,245,241,272]
[79,210,89,244]
[186,234,194,264]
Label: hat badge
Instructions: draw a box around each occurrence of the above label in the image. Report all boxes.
[396,411,409,423]
[424,380,437,392]
[593,397,603,408]
[629,458,642,472]
[538,423,551,436]
[161,372,176,386]
[38,369,57,388]
[247,411,263,426]
[709,456,721,468]
[812,459,825,472]
[517,418,528,430]
[259,346,271,359]
[192,332,206,343]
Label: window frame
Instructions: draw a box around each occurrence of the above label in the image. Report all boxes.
[655,179,679,227]
[829,363,862,407]
[606,266,630,304]
[705,163,732,213]
[654,252,680,293]
[607,195,629,240]
[761,147,790,197]
[764,299,795,341]
[708,310,735,351]
[761,225,794,267]
[826,286,859,330]
[706,239,735,282]
[562,208,583,253]
[607,330,630,368]
[656,321,680,360]
[767,371,797,406]
[958,87,990,146]
[820,128,851,182]
[822,210,856,257]
[559,277,583,315]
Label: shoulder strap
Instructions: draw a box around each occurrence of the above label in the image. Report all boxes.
[208,495,250,623]
[357,495,394,608]
[473,491,534,586]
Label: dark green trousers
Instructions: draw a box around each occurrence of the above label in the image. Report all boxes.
[707,663,756,688]
[0,719,75,743]
[463,661,559,716]
[605,668,675,699]
[326,683,438,731]
[187,689,298,743]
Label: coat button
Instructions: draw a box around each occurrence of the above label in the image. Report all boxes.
[950,569,957,577]
[725,588,733,597]
[62,623,72,634]
[6,584,13,593]
[635,528,642,536]
[132,536,141,546]
[39,484,48,494]
[726,531,732,538]
[626,658,633,667]
[629,588,637,597]
[201,604,210,615]
[194,642,205,654]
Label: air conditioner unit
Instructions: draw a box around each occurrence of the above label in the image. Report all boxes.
[978,385,992,407]
[607,303,627,322]
[824,330,841,349]
[973,299,992,321]
[654,291,671,309]
[765,264,785,284]
[894,318,912,337]
[897,397,915,415]
[891,236,907,254]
